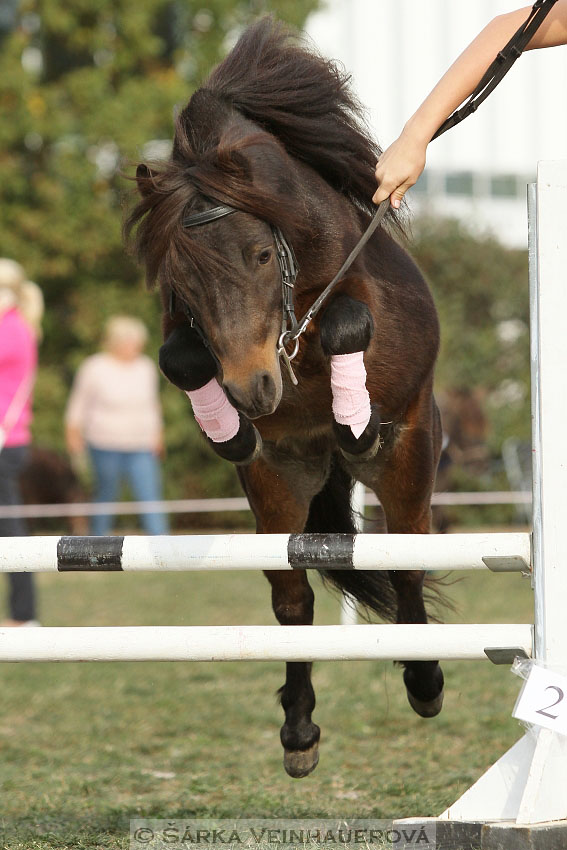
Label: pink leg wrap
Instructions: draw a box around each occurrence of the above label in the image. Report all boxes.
[330,352,372,439]
[186,379,240,443]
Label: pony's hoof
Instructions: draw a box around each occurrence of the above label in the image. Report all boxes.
[210,416,262,466]
[334,404,383,463]
[283,743,319,778]
[406,687,444,718]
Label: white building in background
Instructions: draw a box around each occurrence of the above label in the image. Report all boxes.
[306,0,567,246]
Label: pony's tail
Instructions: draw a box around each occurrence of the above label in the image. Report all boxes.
[305,455,398,624]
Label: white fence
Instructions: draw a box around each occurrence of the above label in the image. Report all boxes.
[0,490,532,520]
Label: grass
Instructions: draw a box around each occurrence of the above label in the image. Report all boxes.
[0,537,534,849]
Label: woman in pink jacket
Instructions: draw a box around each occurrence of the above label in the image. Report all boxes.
[0,258,42,627]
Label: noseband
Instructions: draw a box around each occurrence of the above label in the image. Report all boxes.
[177,197,390,385]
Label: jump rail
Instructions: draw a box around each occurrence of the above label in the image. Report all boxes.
[0,531,531,573]
[0,624,533,663]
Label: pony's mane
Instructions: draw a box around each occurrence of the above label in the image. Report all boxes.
[125,16,400,289]
[125,123,311,292]
[204,16,385,218]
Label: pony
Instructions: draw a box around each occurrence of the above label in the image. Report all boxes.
[126,17,444,778]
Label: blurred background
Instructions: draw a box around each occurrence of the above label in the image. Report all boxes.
[2,0,562,532]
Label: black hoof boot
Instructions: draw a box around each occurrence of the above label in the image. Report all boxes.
[334,403,383,462]
[159,324,218,391]
[208,413,262,466]
[403,664,445,718]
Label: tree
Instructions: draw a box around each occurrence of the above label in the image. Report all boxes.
[411,216,530,452]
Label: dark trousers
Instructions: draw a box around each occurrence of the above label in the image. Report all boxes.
[0,445,36,621]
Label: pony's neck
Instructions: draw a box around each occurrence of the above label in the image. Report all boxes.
[286,156,367,295]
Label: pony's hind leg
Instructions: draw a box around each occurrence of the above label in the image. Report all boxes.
[269,573,319,778]
[370,390,445,718]
[239,453,327,778]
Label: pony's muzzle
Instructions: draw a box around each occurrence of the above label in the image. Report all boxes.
[223,370,281,419]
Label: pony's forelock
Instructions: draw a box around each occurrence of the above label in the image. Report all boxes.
[125,120,309,293]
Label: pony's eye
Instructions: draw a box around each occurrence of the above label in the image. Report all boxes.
[258,249,272,265]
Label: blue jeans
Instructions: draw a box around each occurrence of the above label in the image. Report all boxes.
[88,447,169,536]
[0,445,36,621]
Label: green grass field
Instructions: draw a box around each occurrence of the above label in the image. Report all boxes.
[0,538,534,849]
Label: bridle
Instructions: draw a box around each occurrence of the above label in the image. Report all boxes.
[178,198,390,385]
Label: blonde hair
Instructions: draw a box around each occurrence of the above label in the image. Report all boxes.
[103,315,148,352]
[0,258,44,338]
[19,281,44,339]
[0,258,25,311]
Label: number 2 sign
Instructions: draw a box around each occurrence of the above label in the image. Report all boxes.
[513,664,567,735]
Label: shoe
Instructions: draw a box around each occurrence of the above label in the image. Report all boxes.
[0,619,41,628]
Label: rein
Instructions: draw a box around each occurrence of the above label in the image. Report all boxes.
[178,0,556,384]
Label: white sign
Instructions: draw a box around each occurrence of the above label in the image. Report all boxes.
[513,664,567,735]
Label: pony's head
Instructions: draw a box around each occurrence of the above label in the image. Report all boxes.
[126,15,395,418]
[128,96,309,419]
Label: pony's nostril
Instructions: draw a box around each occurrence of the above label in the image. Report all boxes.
[254,371,277,409]
[223,373,278,418]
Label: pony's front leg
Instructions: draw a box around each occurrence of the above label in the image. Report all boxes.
[239,458,321,778]
[320,293,383,461]
[159,323,261,465]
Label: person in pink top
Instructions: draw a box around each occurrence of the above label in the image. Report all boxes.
[0,258,42,627]
[65,316,169,536]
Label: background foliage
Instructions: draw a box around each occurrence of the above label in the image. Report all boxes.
[0,1,531,519]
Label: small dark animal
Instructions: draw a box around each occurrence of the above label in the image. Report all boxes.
[127,18,444,777]
[19,447,88,535]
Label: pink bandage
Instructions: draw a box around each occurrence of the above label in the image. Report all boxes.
[330,352,372,439]
[186,379,240,443]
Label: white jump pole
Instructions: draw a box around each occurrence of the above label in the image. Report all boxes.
[0,532,530,573]
[436,161,567,829]
[0,624,533,663]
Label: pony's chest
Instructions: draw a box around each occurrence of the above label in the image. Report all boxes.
[256,375,333,441]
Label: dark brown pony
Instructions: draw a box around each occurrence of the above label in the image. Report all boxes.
[127,17,443,778]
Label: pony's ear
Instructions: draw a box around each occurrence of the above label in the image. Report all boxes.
[136,163,155,197]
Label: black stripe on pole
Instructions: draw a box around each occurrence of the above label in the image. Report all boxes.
[287,533,355,569]
[57,537,125,571]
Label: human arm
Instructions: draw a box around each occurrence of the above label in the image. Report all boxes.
[65,423,85,455]
[64,361,92,456]
[373,0,567,207]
